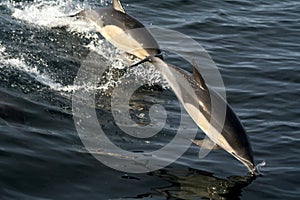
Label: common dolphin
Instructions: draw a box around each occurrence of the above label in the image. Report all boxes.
[74,0,162,64]
[74,0,257,175]
[152,58,257,175]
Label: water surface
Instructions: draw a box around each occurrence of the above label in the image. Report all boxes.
[0,0,299,199]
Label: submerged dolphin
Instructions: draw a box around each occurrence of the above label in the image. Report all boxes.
[74,0,257,175]
[74,0,162,64]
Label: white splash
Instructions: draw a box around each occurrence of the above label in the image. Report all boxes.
[255,160,266,175]
[9,0,95,33]
[0,44,6,69]
[0,42,85,93]
[4,0,169,93]
[0,44,5,55]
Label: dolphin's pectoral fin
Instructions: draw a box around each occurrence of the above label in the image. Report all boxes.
[129,56,152,67]
[113,0,126,13]
[192,138,220,150]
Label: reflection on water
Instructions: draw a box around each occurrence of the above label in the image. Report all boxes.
[126,168,255,200]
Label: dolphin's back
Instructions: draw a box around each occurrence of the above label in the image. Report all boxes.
[222,103,254,163]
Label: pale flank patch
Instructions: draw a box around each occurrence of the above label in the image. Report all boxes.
[99,25,150,59]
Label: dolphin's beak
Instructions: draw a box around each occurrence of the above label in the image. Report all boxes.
[231,152,258,176]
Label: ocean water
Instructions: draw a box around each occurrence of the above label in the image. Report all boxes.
[0,0,299,199]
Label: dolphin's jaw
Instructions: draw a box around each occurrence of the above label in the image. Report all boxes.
[231,152,257,175]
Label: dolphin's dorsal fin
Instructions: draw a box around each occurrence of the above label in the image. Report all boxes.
[113,0,125,13]
[192,60,207,89]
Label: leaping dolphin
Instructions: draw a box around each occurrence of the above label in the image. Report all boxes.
[152,58,257,175]
[74,0,163,65]
[73,0,257,175]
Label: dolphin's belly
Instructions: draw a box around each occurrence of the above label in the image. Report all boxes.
[98,25,150,59]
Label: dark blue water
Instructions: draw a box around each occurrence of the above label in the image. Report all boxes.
[0,0,299,199]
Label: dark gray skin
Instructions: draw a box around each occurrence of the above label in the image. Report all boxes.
[76,1,163,62]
